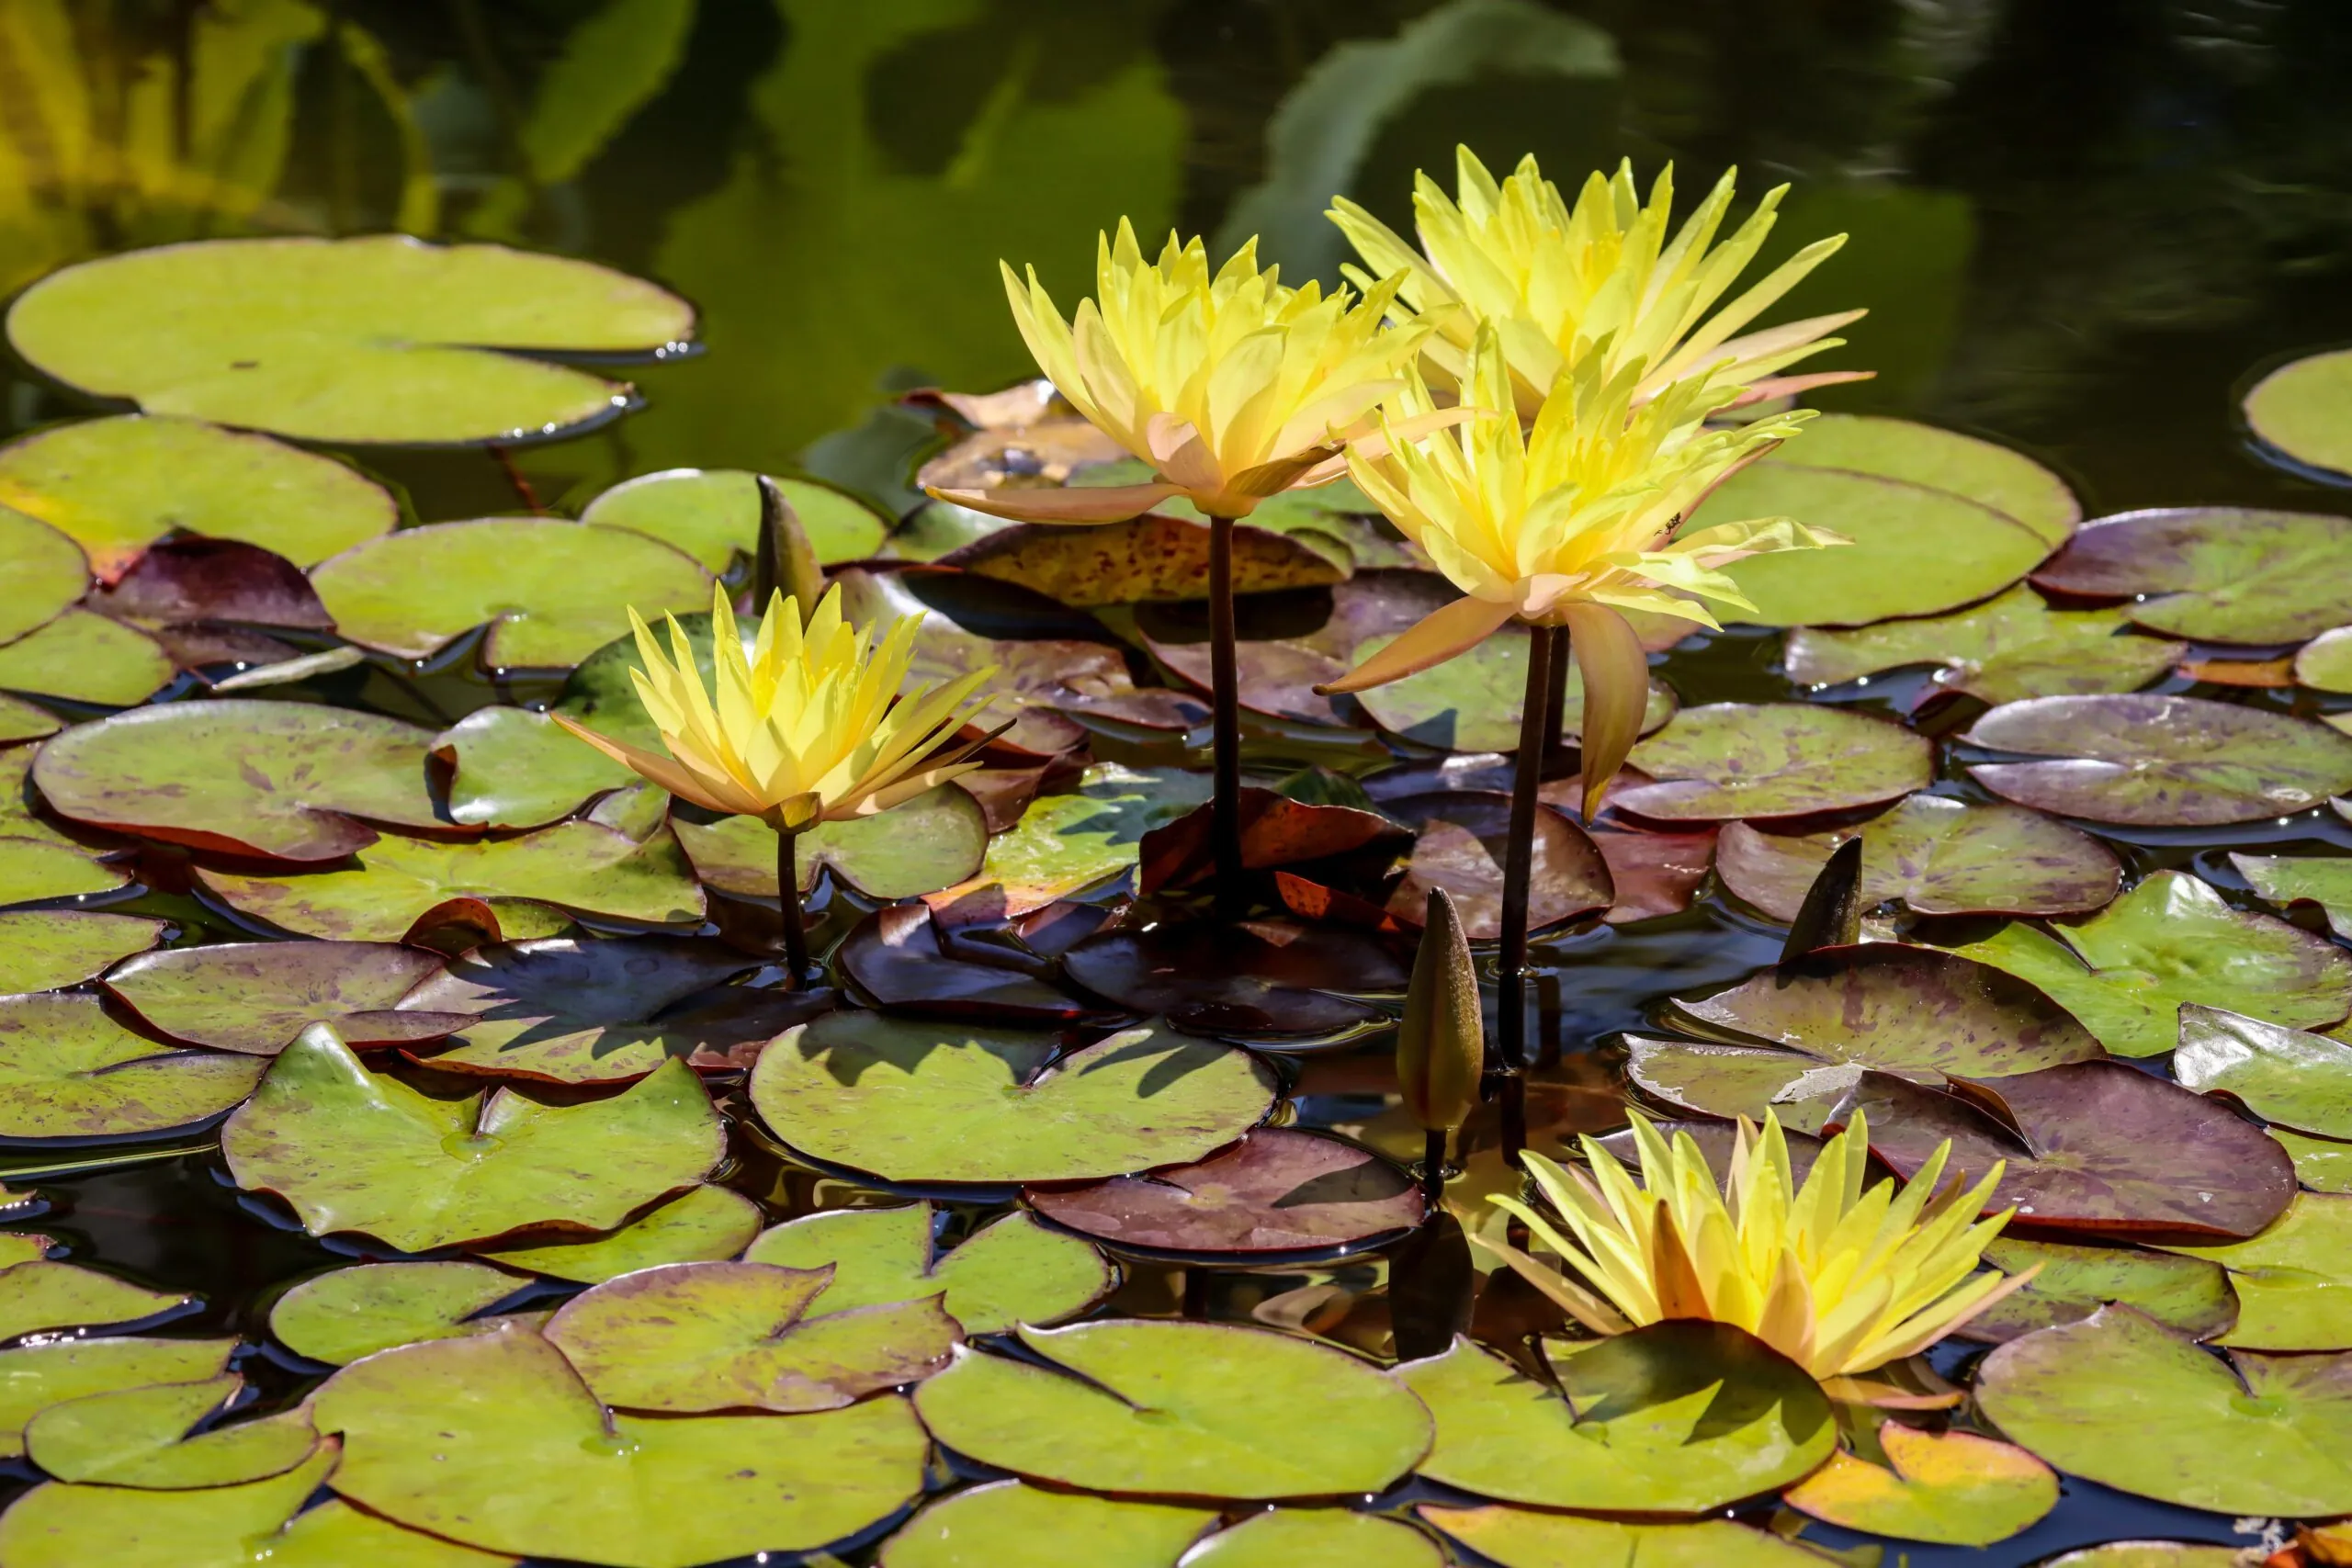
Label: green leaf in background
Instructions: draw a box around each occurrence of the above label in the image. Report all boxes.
[0,1337,237,1460]
[2157,1193,2352,1351]
[1782,586,2177,705]
[0,911,161,995]
[0,993,265,1143]
[582,468,890,570]
[270,1260,526,1366]
[477,1183,763,1284]
[25,1374,317,1488]
[2245,349,2352,481]
[745,1203,1112,1333]
[0,1260,190,1341]
[2235,852,2352,942]
[0,506,88,645]
[675,785,988,901]
[1961,1235,2236,1344]
[1769,414,2079,547]
[0,609,175,706]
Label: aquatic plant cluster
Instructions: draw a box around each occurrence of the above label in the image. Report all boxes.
[0,141,2350,1568]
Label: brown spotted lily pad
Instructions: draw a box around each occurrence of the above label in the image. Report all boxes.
[1378,793,1613,940]
[1618,704,1932,821]
[938,513,1345,607]
[103,941,460,1055]
[2030,507,2352,645]
[0,993,264,1144]
[1784,586,2181,706]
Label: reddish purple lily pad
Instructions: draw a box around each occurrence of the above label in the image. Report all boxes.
[89,536,334,634]
[1834,1061,2297,1240]
[102,941,461,1056]
[1137,789,1407,897]
[31,700,447,861]
[2030,507,2352,645]
[1060,919,1407,1043]
[1618,704,1932,821]
[842,904,1125,1026]
[1025,1128,1422,1257]
[1964,694,2352,827]
[1378,792,1613,940]
[1533,776,1717,924]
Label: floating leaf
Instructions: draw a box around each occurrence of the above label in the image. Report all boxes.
[1624,1038,1858,1135]
[0,508,88,645]
[751,1016,1275,1186]
[1619,704,1931,821]
[32,700,445,862]
[0,1261,190,1341]
[745,1204,1111,1333]
[2033,1548,2241,1568]
[1766,413,2080,547]
[1783,586,2178,705]
[1964,694,2352,826]
[582,468,888,570]
[0,414,396,579]
[0,994,265,1143]
[1782,1424,2057,1547]
[880,1481,1214,1568]
[0,696,58,745]
[2296,626,2352,694]
[1961,1235,2236,1344]
[1419,1506,1838,1568]
[912,1319,1431,1498]
[25,1373,316,1488]
[675,786,988,902]
[2235,852,2352,941]
[313,1328,925,1568]
[1396,1326,1834,1513]
[1717,795,2120,921]
[839,904,1115,1026]
[1975,1305,2352,1514]
[311,519,710,671]
[480,1182,763,1283]
[2159,1194,2352,1351]
[1027,1129,1422,1257]
[939,513,1345,606]
[944,764,1211,915]
[0,1337,237,1460]
[0,610,175,705]
[1955,871,2352,1058]
[544,1259,957,1412]
[1351,625,1675,751]
[104,941,456,1056]
[270,1260,525,1366]
[1061,921,1404,1042]
[1183,1510,1443,1568]
[6,236,695,446]
[1379,792,1613,939]
[2245,350,2352,479]
[0,836,127,907]
[221,1027,722,1251]
[2278,1129,2352,1195]
[2032,508,2352,644]
[2175,1005,2352,1140]
[434,706,637,830]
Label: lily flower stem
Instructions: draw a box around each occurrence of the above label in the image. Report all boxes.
[1421,1127,1448,1209]
[1498,621,1557,1165]
[1539,629,1571,778]
[775,829,809,989]
[1208,513,1246,917]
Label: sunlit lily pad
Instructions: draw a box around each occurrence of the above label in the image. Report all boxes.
[2235,852,2352,941]
[1026,1128,1420,1258]
[270,1260,525,1366]
[480,1183,763,1283]
[940,513,1346,606]
[0,508,88,646]
[1183,1510,1443,1568]
[434,707,637,829]
[675,786,988,902]
[0,697,57,745]
[1964,694,2352,826]
[945,764,1211,915]
[1955,871,2352,1057]
[879,1481,1215,1568]
[2158,1193,2352,1351]
[1717,795,2120,921]
[6,236,695,446]
[582,468,890,570]
[0,610,175,705]
[33,700,445,862]
[311,518,710,671]
[1618,704,1931,820]
[1397,1326,1834,1513]
[313,1327,925,1568]
[0,835,128,907]
[2296,626,2352,693]
[1419,1506,1839,1568]
[751,1015,1275,1186]
[1351,625,1676,751]
[2031,507,2352,644]
[2034,1548,2242,1568]
[745,1203,1112,1333]
[1782,586,2178,705]
[222,1026,722,1250]
[1961,1235,2236,1343]
[1625,1038,1855,1134]
[0,993,265,1143]
[544,1259,957,1412]
[25,1373,316,1488]
[0,1337,237,1460]
[103,941,456,1055]
[1783,1424,2056,1547]
[2278,1128,2352,1194]
[1766,413,2080,547]
[1061,921,1403,1041]
[1975,1305,2352,1514]
[913,1318,1431,1498]
[0,1260,190,1341]
[2245,350,2352,479]
[1379,792,1613,939]
[2175,1005,2352,1139]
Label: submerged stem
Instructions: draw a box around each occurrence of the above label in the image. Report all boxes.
[1498,621,1557,1165]
[1208,513,1245,917]
[776,829,808,988]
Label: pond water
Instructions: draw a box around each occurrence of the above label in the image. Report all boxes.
[6,2,2352,1565]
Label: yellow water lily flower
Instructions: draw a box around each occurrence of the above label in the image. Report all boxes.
[1487,1111,2036,1381]
[553,583,994,836]
[928,220,1439,524]
[1330,148,1869,420]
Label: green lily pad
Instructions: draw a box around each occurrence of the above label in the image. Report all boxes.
[1782,1424,2057,1548]
[435,706,638,829]
[2245,350,2352,479]
[1624,1038,1855,1134]
[0,911,162,994]
[1701,464,2052,628]
[1782,586,2179,705]
[948,764,1211,915]
[744,1203,1112,1333]
[2160,1194,2352,1351]
[879,1481,1214,1568]
[1183,1510,1443,1568]
[1975,1305,2352,1514]
[32,700,446,862]
[0,610,175,705]
[1619,704,1931,821]
[6,235,695,446]
[0,1233,50,1267]
[1350,625,1675,752]
[2036,1549,2242,1568]
[912,1319,1431,1498]
[1965,694,2352,827]
[2175,1005,2352,1139]
[103,940,456,1056]
[939,513,1346,607]
[2033,507,2352,644]
[581,468,889,570]
[0,1442,517,1566]
[198,815,705,941]
[0,507,88,646]
[751,1015,1277,1186]
[0,1337,237,1460]
[1396,1327,1834,1514]
[2296,626,2352,693]
[675,786,988,902]
[2235,852,2352,941]
[0,696,58,744]
[25,1373,316,1488]
[477,1183,763,1283]
[0,414,398,579]
[1955,871,2352,1058]
[0,1261,190,1341]
[1716,795,2120,922]
[1765,413,2081,547]
[221,1026,722,1251]
[270,1260,526,1366]
[1962,1235,2237,1343]
[311,518,710,671]
[0,836,127,907]
[0,993,265,1143]
[543,1258,958,1413]
[2279,1129,2352,1194]
[1419,1506,1839,1568]
[313,1326,927,1568]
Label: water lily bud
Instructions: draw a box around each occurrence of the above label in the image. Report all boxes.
[754,475,822,627]
[1398,886,1483,1133]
